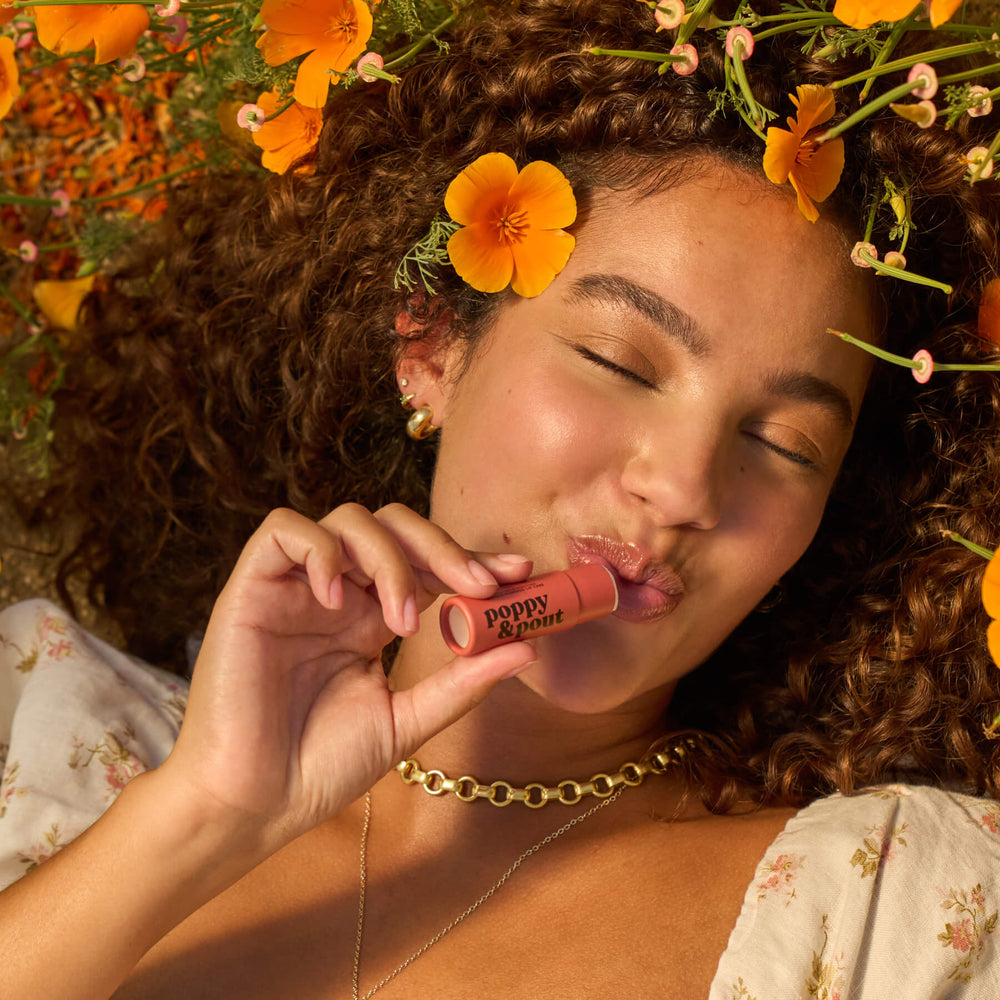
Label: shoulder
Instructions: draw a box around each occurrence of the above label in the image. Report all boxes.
[0,600,188,890]
[712,784,1000,999]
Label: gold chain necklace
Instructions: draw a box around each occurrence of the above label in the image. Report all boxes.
[351,785,623,1000]
[351,739,691,998]
[395,738,692,808]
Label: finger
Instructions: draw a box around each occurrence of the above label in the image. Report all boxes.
[388,642,537,756]
[237,508,345,611]
[373,504,531,599]
[316,504,421,636]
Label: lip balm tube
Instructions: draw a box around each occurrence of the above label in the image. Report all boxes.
[440,564,619,656]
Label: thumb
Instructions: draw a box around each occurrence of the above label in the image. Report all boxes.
[389,641,536,755]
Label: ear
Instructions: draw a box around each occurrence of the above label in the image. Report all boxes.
[394,302,461,427]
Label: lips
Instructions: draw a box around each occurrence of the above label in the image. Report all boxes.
[566,536,684,624]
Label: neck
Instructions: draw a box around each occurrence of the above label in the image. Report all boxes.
[389,629,675,786]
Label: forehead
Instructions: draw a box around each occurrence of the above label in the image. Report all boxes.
[570,168,873,337]
[557,168,876,391]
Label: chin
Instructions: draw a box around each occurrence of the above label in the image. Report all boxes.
[511,629,673,716]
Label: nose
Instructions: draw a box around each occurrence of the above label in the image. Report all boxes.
[620,417,725,531]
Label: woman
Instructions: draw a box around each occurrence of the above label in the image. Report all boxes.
[2,1,1000,997]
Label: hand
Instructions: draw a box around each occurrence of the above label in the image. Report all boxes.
[158,504,535,849]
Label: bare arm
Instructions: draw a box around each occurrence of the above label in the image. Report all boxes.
[0,505,534,999]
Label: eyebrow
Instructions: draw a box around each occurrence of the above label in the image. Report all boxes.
[565,273,711,358]
[566,271,856,430]
[763,370,856,430]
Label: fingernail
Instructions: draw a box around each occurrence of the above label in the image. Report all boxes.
[501,655,537,680]
[402,595,420,634]
[494,553,530,564]
[466,559,497,587]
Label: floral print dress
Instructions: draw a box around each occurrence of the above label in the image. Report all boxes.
[2,599,1000,996]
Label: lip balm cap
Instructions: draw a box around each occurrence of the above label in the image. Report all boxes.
[569,563,619,621]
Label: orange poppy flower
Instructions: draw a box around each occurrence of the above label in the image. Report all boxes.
[978,278,1000,347]
[0,36,20,121]
[256,0,373,109]
[251,91,323,174]
[444,153,577,298]
[833,0,962,28]
[982,550,1000,668]
[34,4,149,65]
[0,4,16,27]
[32,274,96,332]
[763,85,845,224]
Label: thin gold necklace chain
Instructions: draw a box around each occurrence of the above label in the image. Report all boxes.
[351,785,625,1000]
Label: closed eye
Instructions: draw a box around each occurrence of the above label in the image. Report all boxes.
[575,345,655,389]
[749,434,818,470]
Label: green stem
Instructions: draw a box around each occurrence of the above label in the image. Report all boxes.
[77,161,206,205]
[587,47,682,63]
[37,241,78,252]
[942,530,995,561]
[752,15,836,42]
[857,248,952,292]
[862,190,879,243]
[937,62,1000,86]
[832,41,992,90]
[830,329,1000,375]
[0,284,36,327]
[0,194,62,207]
[860,16,912,102]
[675,0,715,47]
[383,12,459,69]
[13,0,150,4]
[818,76,936,144]
[970,125,1000,183]
[729,38,769,134]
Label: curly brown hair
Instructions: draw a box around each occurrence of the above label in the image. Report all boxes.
[11,0,1000,809]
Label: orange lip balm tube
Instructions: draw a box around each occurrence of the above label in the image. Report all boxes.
[439,564,619,656]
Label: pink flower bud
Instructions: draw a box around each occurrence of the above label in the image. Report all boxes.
[654,0,684,30]
[163,14,187,46]
[966,146,994,179]
[119,54,145,82]
[725,27,754,60]
[967,86,993,118]
[154,0,180,15]
[18,240,38,263]
[357,51,384,83]
[236,103,266,132]
[850,242,877,268]
[908,63,937,100]
[883,251,907,270]
[51,190,71,217]
[911,349,934,384]
[670,43,698,76]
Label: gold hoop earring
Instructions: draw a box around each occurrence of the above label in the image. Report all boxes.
[406,406,438,440]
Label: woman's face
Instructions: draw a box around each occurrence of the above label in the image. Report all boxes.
[423,166,875,715]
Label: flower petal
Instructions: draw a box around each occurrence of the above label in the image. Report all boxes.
[763,127,800,185]
[292,46,347,108]
[447,223,514,294]
[978,278,1000,347]
[32,275,97,332]
[832,0,919,28]
[984,553,1000,621]
[0,37,21,121]
[929,0,963,27]
[509,229,576,298]
[788,173,820,224]
[988,618,1000,669]
[445,153,519,227]
[34,6,103,56]
[507,161,577,231]
[91,5,149,64]
[259,0,338,35]
[256,27,318,67]
[790,85,838,134]
[795,136,845,205]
